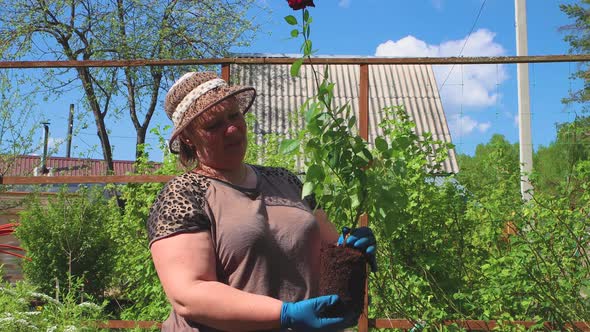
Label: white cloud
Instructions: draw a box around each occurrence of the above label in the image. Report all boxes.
[448,114,491,137]
[338,0,351,8]
[478,122,491,132]
[514,113,519,126]
[375,29,508,109]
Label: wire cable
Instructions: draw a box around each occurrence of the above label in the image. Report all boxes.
[440,0,488,91]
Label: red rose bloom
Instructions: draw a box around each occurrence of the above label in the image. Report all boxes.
[287,0,315,10]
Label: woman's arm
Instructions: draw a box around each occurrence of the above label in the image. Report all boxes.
[314,208,339,246]
[150,231,282,331]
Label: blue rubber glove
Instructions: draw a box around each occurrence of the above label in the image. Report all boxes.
[337,226,377,272]
[280,295,356,331]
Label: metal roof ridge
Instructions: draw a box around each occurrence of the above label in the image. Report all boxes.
[230,52,390,59]
[15,154,140,164]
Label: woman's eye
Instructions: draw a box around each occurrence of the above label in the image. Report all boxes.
[205,122,222,130]
[229,112,240,120]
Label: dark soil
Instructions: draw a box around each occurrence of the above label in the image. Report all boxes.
[318,244,367,318]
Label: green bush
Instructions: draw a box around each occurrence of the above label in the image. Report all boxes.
[365,116,590,329]
[106,137,179,321]
[284,67,590,328]
[244,113,298,170]
[15,186,118,300]
[110,178,172,321]
[459,161,590,325]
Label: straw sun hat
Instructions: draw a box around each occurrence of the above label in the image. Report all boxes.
[164,71,256,154]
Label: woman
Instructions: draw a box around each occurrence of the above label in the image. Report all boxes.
[147,71,375,331]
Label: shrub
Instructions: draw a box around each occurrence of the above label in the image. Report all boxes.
[15,186,118,300]
[107,135,180,321]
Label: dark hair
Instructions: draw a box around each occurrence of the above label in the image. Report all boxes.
[177,138,198,168]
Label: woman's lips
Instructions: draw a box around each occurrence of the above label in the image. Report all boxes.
[225,140,243,149]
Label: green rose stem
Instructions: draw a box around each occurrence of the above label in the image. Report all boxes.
[285,8,370,237]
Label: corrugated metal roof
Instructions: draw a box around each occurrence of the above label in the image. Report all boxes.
[0,155,156,177]
[230,61,459,174]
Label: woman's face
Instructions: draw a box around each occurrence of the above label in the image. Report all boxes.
[182,98,248,170]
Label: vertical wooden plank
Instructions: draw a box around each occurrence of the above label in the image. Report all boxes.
[359,64,369,140]
[357,63,370,332]
[221,63,230,83]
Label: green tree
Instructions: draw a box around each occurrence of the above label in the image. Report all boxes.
[0,70,41,174]
[534,116,590,200]
[0,0,265,169]
[560,1,590,111]
[456,134,521,201]
[0,70,44,213]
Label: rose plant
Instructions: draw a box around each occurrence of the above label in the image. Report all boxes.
[280,1,376,318]
[279,0,456,325]
[279,6,590,328]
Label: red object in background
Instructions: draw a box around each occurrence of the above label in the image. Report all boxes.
[287,0,315,10]
[0,223,29,260]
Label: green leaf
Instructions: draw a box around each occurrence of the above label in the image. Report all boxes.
[351,194,360,210]
[303,40,312,56]
[356,148,373,163]
[304,103,320,123]
[284,15,298,25]
[302,182,314,198]
[290,29,299,38]
[375,137,388,152]
[290,58,304,77]
[306,164,324,181]
[279,139,299,154]
[348,116,356,129]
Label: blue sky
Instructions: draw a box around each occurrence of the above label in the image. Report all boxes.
[232,0,582,156]
[34,0,583,161]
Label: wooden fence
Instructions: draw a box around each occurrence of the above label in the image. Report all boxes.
[88,318,590,331]
[3,55,590,331]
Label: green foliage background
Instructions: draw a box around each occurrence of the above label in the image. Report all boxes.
[16,186,118,300]
[8,107,590,330]
[279,6,590,330]
[0,270,108,332]
[5,1,590,329]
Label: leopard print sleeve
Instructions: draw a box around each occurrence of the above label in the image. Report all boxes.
[147,173,212,246]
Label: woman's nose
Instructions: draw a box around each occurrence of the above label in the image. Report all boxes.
[225,124,241,136]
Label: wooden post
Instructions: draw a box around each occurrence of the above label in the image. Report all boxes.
[357,64,370,332]
[221,63,230,83]
[359,64,369,141]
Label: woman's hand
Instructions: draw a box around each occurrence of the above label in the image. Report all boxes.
[337,227,377,272]
[280,295,358,331]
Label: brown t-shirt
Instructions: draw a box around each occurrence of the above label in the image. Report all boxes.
[147,165,320,331]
